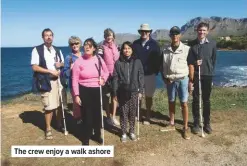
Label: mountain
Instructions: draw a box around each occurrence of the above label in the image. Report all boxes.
[181,16,247,40]
[112,17,247,45]
[114,33,139,45]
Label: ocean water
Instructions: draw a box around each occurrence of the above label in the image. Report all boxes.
[1,47,247,100]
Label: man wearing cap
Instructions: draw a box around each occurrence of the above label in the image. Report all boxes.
[133,24,161,125]
[160,26,191,140]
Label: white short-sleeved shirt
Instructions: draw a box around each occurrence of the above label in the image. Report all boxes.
[31,45,64,70]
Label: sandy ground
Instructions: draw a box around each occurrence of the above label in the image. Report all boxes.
[1,97,247,166]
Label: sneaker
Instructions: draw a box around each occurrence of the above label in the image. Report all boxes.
[143,120,150,125]
[192,124,201,134]
[112,117,120,126]
[183,128,191,140]
[106,117,113,125]
[203,124,212,134]
[160,124,176,132]
[129,133,137,141]
[120,134,127,143]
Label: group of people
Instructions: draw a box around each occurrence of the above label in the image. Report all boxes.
[31,22,217,145]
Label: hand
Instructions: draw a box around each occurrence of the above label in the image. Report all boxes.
[98,77,105,86]
[75,96,82,106]
[113,96,118,102]
[138,93,142,99]
[49,70,60,77]
[164,78,172,84]
[55,62,63,69]
[196,60,202,66]
[188,82,194,95]
[70,63,74,70]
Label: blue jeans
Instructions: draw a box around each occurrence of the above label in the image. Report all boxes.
[167,77,189,103]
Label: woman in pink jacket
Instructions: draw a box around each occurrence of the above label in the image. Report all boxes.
[98,28,120,126]
[72,38,109,145]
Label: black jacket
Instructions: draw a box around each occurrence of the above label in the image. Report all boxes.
[187,39,217,76]
[112,56,144,97]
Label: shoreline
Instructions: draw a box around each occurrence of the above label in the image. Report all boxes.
[2,86,247,104]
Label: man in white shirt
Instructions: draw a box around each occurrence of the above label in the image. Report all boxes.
[160,26,190,140]
[31,28,65,140]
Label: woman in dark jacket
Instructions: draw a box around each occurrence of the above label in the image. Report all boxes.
[112,41,144,142]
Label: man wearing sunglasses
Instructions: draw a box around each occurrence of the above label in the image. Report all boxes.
[160,26,191,140]
[133,24,161,125]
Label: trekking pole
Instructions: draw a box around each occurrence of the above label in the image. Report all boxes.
[55,55,68,136]
[58,79,69,136]
[99,76,105,145]
[137,95,140,140]
[198,65,205,138]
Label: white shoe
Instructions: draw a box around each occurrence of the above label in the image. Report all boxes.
[112,117,120,126]
[129,133,137,141]
[121,134,127,142]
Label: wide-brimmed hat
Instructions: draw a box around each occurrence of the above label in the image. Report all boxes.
[138,23,152,33]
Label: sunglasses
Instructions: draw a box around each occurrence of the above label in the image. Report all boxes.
[170,33,180,36]
[140,30,151,33]
[83,43,93,48]
[70,42,80,46]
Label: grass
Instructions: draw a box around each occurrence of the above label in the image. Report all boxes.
[2,87,246,112]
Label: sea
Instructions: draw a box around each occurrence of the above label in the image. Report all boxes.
[1,47,247,101]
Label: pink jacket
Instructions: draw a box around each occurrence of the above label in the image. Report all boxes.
[72,55,109,96]
[101,41,120,76]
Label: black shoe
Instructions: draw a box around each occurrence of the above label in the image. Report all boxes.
[82,140,89,146]
[91,135,103,145]
[204,124,212,134]
[192,124,200,134]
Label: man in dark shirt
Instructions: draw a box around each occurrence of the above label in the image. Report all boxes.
[133,24,161,125]
[188,22,217,134]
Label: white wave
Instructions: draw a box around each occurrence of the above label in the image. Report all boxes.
[215,66,247,87]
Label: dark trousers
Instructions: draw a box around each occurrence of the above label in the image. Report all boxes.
[119,92,138,134]
[192,75,213,125]
[79,85,101,141]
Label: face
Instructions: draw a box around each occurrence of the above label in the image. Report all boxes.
[123,44,133,57]
[170,34,181,43]
[42,31,53,45]
[70,41,81,52]
[139,30,151,40]
[105,33,114,43]
[83,41,96,55]
[197,26,209,40]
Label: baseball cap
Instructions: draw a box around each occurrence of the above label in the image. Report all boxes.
[170,26,181,35]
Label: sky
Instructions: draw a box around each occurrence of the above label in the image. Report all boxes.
[1,0,247,47]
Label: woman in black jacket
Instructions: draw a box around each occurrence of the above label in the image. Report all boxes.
[112,41,144,142]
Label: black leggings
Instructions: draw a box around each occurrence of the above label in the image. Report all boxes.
[79,85,102,141]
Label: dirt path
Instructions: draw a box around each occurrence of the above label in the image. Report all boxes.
[1,100,247,166]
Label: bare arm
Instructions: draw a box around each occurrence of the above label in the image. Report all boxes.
[188,65,194,83]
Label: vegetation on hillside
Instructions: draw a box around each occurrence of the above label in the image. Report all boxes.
[216,34,247,50]
[157,34,247,50]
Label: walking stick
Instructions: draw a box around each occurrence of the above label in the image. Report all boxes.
[198,65,205,138]
[55,54,68,136]
[58,79,69,136]
[99,76,105,145]
[137,95,140,140]
[96,56,104,145]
